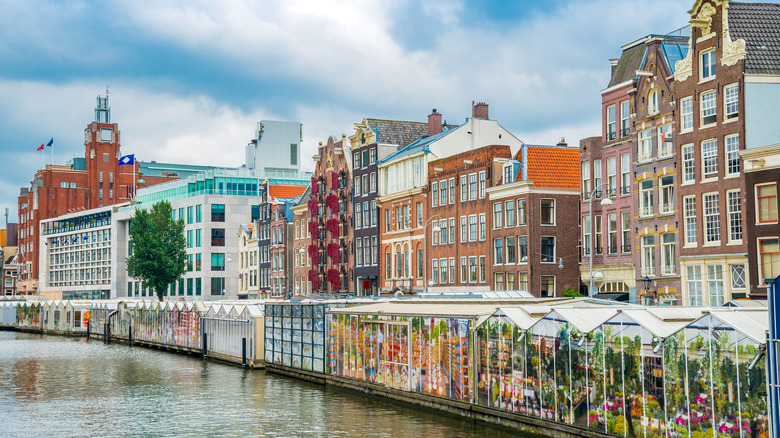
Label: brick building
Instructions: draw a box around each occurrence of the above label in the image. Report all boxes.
[348,117,428,296]
[302,136,353,295]
[487,144,581,297]
[291,188,312,296]
[580,47,640,301]
[268,187,306,298]
[673,0,758,305]
[16,95,171,294]
[628,33,688,305]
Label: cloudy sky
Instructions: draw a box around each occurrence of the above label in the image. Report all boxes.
[0,0,692,221]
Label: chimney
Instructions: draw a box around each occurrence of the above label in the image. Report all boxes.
[473,102,489,119]
[557,137,567,147]
[428,109,442,136]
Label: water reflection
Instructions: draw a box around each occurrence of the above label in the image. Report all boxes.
[0,332,511,437]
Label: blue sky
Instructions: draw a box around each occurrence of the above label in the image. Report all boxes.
[0,0,692,222]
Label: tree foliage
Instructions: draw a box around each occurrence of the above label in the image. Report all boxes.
[126,201,186,301]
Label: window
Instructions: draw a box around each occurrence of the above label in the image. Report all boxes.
[449,218,455,244]
[701,49,716,80]
[469,256,478,283]
[582,162,591,199]
[418,249,423,278]
[658,124,673,157]
[640,180,654,217]
[518,235,528,263]
[431,259,437,284]
[681,97,693,131]
[370,148,376,164]
[607,104,616,140]
[440,219,447,245]
[641,235,655,276]
[687,265,703,306]
[608,214,617,254]
[468,215,477,241]
[660,176,674,214]
[370,172,377,193]
[196,205,202,223]
[187,206,193,224]
[431,182,437,207]
[604,157,616,198]
[682,144,695,182]
[540,276,555,298]
[493,203,503,228]
[518,272,528,291]
[211,204,225,222]
[479,214,486,240]
[517,198,527,225]
[460,257,467,283]
[355,203,363,228]
[540,199,555,225]
[416,202,423,226]
[290,144,298,165]
[503,165,513,185]
[439,180,447,206]
[449,258,455,283]
[702,139,718,178]
[371,200,377,227]
[594,159,602,196]
[494,238,503,264]
[724,83,739,119]
[385,209,391,232]
[356,239,363,266]
[354,152,361,168]
[448,178,455,203]
[701,90,716,126]
[707,264,724,306]
[683,196,697,245]
[661,233,675,275]
[469,173,478,200]
[759,239,779,283]
[494,273,505,291]
[595,215,602,254]
[211,253,225,271]
[460,216,467,242]
[368,203,374,228]
[620,100,630,136]
[541,236,555,263]
[506,236,516,264]
[731,264,746,290]
[460,175,467,202]
[355,176,362,197]
[506,272,516,290]
[727,190,742,242]
[505,200,515,227]
[648,88,659,115]
[726,135,740,175]
[704,193,720,243]
[211,228,225,246]
[386,252,392,279]
[187,230,193,248]
[639,129,652,161]
[479,171,486,198]
[583,216,591,256]
[758,183,778,223]
[621,153,630,195]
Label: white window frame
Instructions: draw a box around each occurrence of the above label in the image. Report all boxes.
[620,100,630,137]
[607,157,616,197]
[681,97,693,131]
[640,179,654,217]
[639,129,652,162]
[701,90,717,126]
[703,192,721,244]
[687,265,703,306]
[726,135,740,176]
[540,199,555,225]
[684,195,697,246]
[660,175,674,214]
[661,233,675,275]
[702,139,718,179]
[658,124,673,157]
[701,49,716,80]
[682,144,695,183]
[620,153,630,195]
[607,104,616,140]
[641,235,655,276]
[757,183,779,224]
[727,189,742,242]
[725,83,738,120]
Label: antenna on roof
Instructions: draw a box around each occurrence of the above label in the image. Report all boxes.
[106,86,111,96]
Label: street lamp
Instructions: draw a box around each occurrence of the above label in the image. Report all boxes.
[222,254,232,296]
[423,215,442,294]
[588,184,613,298]
[642,275,653,306]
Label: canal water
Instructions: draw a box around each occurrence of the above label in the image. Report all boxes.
[0,331,512,437]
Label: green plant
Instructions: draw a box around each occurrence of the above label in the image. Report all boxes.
[563,287,582,298]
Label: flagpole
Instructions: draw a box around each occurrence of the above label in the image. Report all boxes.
[133,161,136,201]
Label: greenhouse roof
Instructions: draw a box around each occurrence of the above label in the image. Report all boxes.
[543,307,628,334]
[329,302,501,319]
[607,309,700,339]
[494,307,546,330]
[705,309,769,344]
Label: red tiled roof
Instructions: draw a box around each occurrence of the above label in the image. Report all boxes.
[524,146,580,190]
[269,184,308,200]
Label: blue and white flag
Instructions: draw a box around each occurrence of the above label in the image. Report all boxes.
[118,154,135,166]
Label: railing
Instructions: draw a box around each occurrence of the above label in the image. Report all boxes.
[641,267,655,277]
[660,203,674,214]
[641,206,654,217]
[595,246,603,255]
[621,127,630,137]
[622,244,632,253]
[662,265,675,275]
[608,245,618,254]
[621,186,631,195]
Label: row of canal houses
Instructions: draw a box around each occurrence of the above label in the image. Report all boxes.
[1,297,775,437]
[258,0,778,305]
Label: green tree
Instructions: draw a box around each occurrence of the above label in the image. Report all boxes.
[126,201,186,301]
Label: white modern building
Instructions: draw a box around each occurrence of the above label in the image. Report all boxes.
[245,120,303,173]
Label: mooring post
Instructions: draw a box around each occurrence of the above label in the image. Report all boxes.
[242,337,247,368]
[203,332,208,360]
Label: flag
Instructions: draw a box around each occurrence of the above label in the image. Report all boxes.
[118,154,135,166]
[36,143,44,152]
[46,138,54,147]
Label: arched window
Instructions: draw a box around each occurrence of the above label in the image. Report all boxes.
[648,88,659,115]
